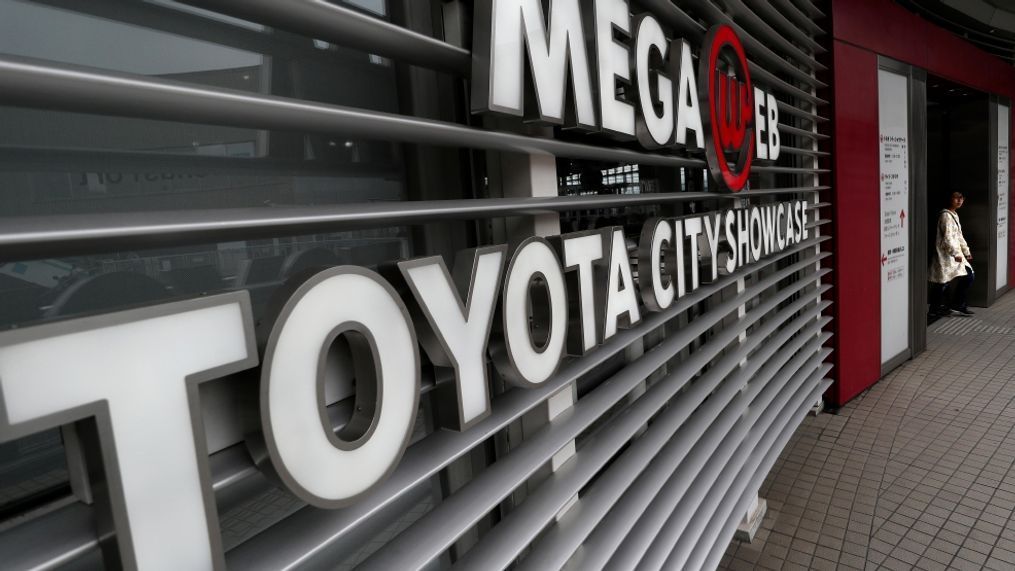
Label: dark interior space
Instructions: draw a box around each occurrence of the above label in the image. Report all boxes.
[926,77,992,311]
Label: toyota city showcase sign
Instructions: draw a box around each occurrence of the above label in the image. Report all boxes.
[472,0,782,191]
[0,3,796,569]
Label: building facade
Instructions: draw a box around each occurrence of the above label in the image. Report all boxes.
[10,0,1011,569]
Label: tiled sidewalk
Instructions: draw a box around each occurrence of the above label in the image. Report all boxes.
[719,292,1015,571]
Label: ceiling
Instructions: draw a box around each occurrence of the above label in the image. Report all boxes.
[897,0,1015,63]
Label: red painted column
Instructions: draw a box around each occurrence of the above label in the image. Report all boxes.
[828,41,882,406]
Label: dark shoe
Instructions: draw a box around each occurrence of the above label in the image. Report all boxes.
[952,307,975,316]
[933,306,955,316]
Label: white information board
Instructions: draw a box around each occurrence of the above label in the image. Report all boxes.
[997,104,1009,292]
[878,70,910,365]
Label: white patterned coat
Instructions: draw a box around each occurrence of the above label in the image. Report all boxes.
[929,209,971,284]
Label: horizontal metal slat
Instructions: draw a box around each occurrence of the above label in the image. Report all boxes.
[355,262,830,570]
[778,145,830,157]
[794,0,828,19]
[752,165,829,174]
[640,354,831,570]
[778,101,829,124]
[223,236,829,570]
[27,0,340,68]
[679,367,832,570]
[769,0,826,36]
[725,0,828,69]
[0,55,709,180]
[481,309,831,571]
[0,186,830,261]
[699,381,832,571]
[601,344,831,571]
[779,124,831,140]
[664,0,825,81]
[807,218,831,229]
[748,63,827,105]
[180,0,472,75]
[741,0,825,53]
[635,0,824,101]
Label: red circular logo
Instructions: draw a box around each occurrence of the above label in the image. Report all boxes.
[699,25,755,192]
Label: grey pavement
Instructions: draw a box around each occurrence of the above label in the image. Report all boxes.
[720,291,1015,571]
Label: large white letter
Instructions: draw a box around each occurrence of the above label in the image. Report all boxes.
[472,0,597,128]
[595,0,636,137]
[684,216,703,291]
[634,15,673,148]
[638,218,675,311]
[260,267,420,507]
[767,92,781,160]
[0,293,257,570]
[674,39,704,148]
[603,228,642,339]
[493,238,568,386]
[755,87,769,160]
[555,230,607,354]
[398,246,507,431]
[702,212,724,282]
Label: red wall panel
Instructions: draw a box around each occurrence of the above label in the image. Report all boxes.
[829,41,882,405]
[828,0,1015,405]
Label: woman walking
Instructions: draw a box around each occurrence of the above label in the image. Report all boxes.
[930,192,974,316]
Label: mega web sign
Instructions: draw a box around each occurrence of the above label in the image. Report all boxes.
[473,0,783,191]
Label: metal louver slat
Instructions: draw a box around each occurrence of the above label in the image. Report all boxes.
[0,56,711,171]
[780,146,831,157]
[179,0,472,74]
[635,0,824,93]
[636,355,831,570]
[698,381,833,570]
[778,102,829,124]
[456,309,831,571]
[0,187,831,261]
[672,367,834,570]
[741,0,825,53]
[780,124,832,140]
[769,0,826,36]
[356,261,829,570]
[724,0,828,70]
[582,345,831,571]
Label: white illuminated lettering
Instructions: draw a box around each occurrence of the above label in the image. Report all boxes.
[776,202,787,250]
[0,294,257,570]
[673,218,688,298]
[638,218,675,311]
[603,228,641,339]
[767,92,781,160]
[674,40,704,149]
[634,15,673,148]
[595,0,636,137]
[261,268,419,507]
[557,230,607,353]
[703,212,723,282]
[755,87,769,160]
[684,217,703,291]
[494,238,568,386]
[398,246,507,431]
[761,205,776,256]
[474,0,597,128]
[724,211,738,273]
[748,207,763,263]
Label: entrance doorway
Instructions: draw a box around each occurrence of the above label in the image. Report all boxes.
[926,77,992,313]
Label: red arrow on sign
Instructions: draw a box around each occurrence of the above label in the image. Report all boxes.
[881,254,888,266]
[900,209,906,226]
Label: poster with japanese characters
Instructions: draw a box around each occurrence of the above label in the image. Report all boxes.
[997,104,1009,292]
[879,69,910,364]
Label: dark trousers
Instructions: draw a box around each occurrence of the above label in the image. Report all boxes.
[931,268,974,312]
